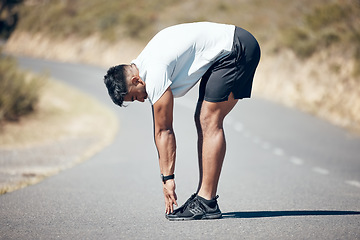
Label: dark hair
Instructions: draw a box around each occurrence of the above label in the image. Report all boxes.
[104,65,129,107]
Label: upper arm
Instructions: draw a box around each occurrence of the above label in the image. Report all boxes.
[152,87,174,133]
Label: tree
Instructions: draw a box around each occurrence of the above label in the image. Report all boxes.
[0,0,23,39]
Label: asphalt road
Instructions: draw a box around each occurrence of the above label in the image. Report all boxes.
[1,57,360,239]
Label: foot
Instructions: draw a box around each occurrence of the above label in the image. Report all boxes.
[166,195,222,221]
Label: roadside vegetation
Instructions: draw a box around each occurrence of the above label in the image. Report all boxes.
[280,1,360,76]
[0,52,45,123]
[15,0,360,72]
[3,0,360,131]
[17,0,177,41]
[0,0,22,39]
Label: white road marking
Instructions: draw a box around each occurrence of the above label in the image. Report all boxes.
[273,148,285,156]
[290,157,304,165]
[312,167,329,175]
[345,180,360,188]
[175,103,341,183]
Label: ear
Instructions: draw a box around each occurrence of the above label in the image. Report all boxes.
[131,76,140,85]
[131,76,145,86]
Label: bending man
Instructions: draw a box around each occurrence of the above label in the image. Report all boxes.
[104,22,260,221]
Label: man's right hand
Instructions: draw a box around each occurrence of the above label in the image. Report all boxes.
[163,179,178,214]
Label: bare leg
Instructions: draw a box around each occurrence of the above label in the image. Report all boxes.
[195,101,204,194]
[194,93,238,200]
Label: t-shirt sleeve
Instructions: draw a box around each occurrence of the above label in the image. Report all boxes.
[145,64,172,105]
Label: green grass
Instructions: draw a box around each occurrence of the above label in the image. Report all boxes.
[0,52,46,122]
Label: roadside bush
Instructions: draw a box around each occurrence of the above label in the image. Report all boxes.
[0,54,45,122]
[280,0,360,63]
[281,27,317,59]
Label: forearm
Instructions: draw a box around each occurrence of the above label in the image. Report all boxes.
[155,129,176,176]
[151,88,178,213]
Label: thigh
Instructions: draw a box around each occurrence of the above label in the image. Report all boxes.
[196,92,238,127]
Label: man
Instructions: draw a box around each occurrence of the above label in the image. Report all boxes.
[104,22,260,221]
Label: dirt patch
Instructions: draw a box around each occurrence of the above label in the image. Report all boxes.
[0,78,118,194]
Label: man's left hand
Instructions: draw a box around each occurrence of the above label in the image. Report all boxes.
[163,179,178,214]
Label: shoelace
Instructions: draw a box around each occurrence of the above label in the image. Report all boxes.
[180,194,219,213]
[189,195,219,211]
[179,194,197,213]
[188,198,207,213]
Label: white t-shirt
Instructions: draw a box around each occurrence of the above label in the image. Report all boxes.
[131,22,235,105]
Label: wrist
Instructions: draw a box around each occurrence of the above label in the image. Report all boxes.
[161,173,175,183]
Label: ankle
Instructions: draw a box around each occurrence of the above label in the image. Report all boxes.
[197,195,218,208]
[197,191,215,201]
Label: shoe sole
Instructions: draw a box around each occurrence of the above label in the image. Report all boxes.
[166,212,222,221]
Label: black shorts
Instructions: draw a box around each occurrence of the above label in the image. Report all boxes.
[199,26,261,102]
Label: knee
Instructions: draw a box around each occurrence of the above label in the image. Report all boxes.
[194,111,214,134]
[198,111,223,134]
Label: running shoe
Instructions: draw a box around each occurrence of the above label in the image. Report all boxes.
[166,195,222,221]
[165,193,196,219]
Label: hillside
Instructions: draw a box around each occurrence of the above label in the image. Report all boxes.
[4,0,360,132]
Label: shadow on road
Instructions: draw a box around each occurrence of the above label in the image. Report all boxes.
[222,210,360,219]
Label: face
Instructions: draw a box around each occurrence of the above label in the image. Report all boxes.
[123,82,148,102]
[123,64,148,103]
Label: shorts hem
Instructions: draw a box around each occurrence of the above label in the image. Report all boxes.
[204,94,251,103]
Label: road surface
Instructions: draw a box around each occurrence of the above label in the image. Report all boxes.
[1,57,360,239]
